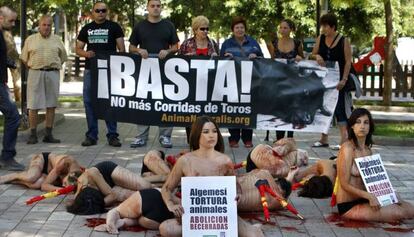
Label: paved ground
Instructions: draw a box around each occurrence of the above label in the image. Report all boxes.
[0,106,414,237]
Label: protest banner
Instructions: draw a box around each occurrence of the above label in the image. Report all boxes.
[181,176,238,237]
[355,154,398,207]
[91,53,339,133]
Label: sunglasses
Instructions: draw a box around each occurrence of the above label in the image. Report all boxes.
[94,9,107,13]
[199,27,209,32]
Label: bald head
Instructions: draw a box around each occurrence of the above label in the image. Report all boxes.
[0,6,17,30]
[39,15,52,37]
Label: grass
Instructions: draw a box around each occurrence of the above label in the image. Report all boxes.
[58,96,83,103]
[374,123,414,138]
[354,100,414,107]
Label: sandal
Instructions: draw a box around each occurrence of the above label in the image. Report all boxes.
[312,141,329,147]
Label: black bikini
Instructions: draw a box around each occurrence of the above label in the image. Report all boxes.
[140,150,165,175]
[94,161,118,188]
[139,189,174,223]
[41,152,50,174]
[245,150,257,172]
[337,199,369,215]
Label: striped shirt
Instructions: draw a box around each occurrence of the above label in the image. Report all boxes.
[21,33,67,70]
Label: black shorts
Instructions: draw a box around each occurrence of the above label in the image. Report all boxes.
[140,189,174,223]
[141,150,165,175]
[94,161,118,188]
[41,152,50,174]
[337,198,369,215]
[245,150,257,173]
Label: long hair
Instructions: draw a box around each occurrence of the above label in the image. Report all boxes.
[66,187,105,215]
[347,108,375,148]
[276,177,292,199]
[189,116,224,152]
[298,175,333,198]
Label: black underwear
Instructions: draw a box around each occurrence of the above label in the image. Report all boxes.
[42,152,50,174]
[337,198,369,215]
[94,161,118,188]
[141,150,165,175]
[245,150,257,173]
[140,189,174,223]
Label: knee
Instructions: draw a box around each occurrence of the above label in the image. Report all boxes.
[159,220,180,237]
[158,221,170,237]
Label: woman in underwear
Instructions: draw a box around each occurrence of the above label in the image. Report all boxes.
[66,160,153,214]
[0,152,82,191]
[94,188,179,234]
[159,116,265,237]
[290,159,336,198]
[336,108,414,222]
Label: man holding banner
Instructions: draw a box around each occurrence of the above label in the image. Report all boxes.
[128,0,179,148]
[76,1,124,147]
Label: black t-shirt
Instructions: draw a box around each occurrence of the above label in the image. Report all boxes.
[0,30,8,83]
[77,20,124,69]
[129,19,179,54]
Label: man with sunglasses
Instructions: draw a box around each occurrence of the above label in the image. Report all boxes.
[76,1,125,147]
[129,0,179,148]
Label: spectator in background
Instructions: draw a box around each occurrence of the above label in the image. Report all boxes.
[3,29,20,103]
[179,15,219,143]
[0,6,24,171]
[220,16,263,148]
[129,0,179,148]
[76,1,124,147]
[21,15,67,144]
[268,19,304,141]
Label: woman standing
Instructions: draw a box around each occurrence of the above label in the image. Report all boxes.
[179,15,219,143]
[336,108,414,222]
[220,16,263,148]
[311,13,352,149]
[269,19,304,141]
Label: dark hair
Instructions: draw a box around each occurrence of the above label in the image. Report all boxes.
[189,116,224,152]
[147,0,161,5]
[280,19,296,31]
[231,16,247,31]
[66,187,105,215]
[347,108,375,148]
[298,175,333,198]
[320,13,337,31]
[276,177,292,198]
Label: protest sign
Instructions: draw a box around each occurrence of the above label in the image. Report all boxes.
[355,154,398,206]
[181,176,238,237]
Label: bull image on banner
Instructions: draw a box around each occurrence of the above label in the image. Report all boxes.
[355,154,398,207]
[91,53,339,133]
[181,176,238,237]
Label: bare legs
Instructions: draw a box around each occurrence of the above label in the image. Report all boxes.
[343,201,414,223]
[111,166,152,190]
[0,154,44,189]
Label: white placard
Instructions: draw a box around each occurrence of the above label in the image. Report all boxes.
[181,176,238,237]
[355,154,398,207]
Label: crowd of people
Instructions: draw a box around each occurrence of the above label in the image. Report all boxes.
[1,0,414,236]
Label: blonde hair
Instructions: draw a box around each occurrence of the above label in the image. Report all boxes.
[191,15,209,35]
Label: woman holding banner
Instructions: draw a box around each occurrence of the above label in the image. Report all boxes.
[336,108,414,222]
[311,13,352,150]
[159,116,265,237]
[268,19,304,141]
[179,15,219,144]
[220,16,263,149]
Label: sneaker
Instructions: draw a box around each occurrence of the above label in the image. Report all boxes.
[130,138,146,148]
[244,141,253,148]
[108,137,121,147]
[43,135,61,143]
[0,159,25,171]
[159,136,173,148]
[27,134,38,144]
[330,145,341,151]
[81,137,97,146]
[229,140,239,148]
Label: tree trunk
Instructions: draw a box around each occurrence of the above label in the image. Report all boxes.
[383,0,393,106]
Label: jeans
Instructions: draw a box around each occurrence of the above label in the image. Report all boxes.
[135,125,172,141]
[83,70,118,140]
[0,84,19,161]
[228,128,253,143]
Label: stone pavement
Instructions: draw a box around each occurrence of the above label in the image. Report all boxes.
[0,107,414,237]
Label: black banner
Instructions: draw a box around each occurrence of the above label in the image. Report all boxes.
[91,53,339,132]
